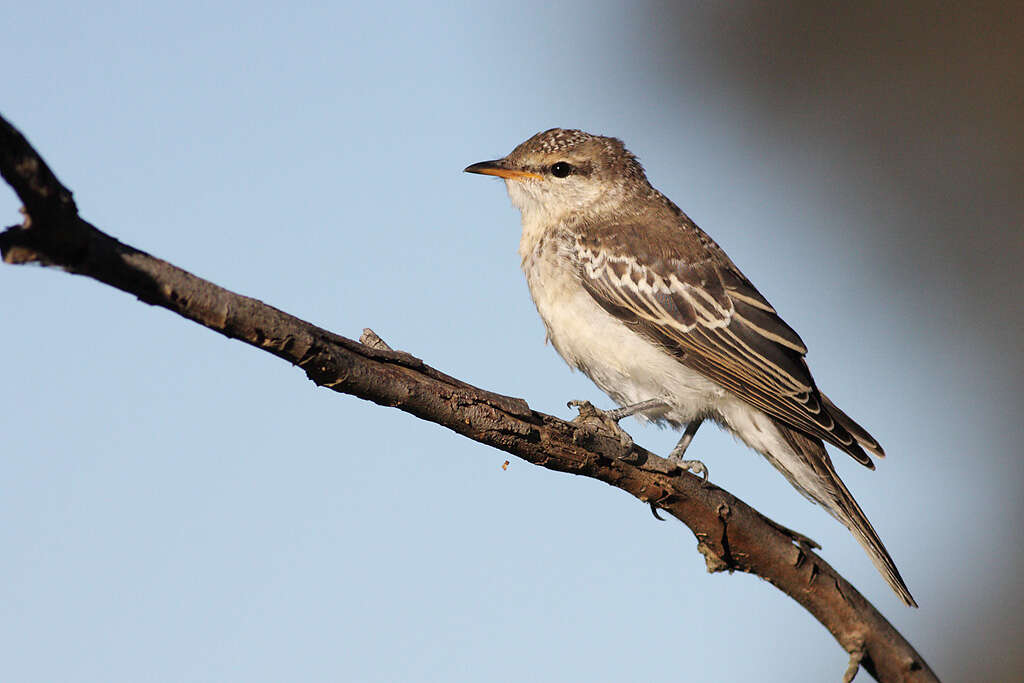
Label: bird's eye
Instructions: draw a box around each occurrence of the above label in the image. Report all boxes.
[550,161,573,178]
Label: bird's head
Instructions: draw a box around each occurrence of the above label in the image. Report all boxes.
[465,128,650,222]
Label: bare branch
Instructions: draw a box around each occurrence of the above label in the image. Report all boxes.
[0,113,938,683]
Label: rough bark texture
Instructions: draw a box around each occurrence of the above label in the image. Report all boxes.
[0,113,938,683]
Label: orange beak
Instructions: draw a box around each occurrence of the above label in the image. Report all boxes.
[464,160,543,181]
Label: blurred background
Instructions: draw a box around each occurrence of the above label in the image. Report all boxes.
[1,2,1021,681]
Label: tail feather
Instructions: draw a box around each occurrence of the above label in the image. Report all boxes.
[775,424,917,607]
[821,392,886,459]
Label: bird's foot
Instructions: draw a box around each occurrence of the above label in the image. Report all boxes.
[667,419,709,481]
[567,400,636,451]
[672,457,709,481]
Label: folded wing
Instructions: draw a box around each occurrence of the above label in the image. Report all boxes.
[575,229,880,467]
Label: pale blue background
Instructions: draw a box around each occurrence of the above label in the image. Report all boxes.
[2,3,1021,681]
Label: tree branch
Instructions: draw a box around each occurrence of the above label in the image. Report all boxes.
[0,113,938,683]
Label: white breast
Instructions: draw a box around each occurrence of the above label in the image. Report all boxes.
[520,229,726,426]
[517,218,816,500]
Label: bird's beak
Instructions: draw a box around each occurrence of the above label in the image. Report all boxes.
[464,159,543,181]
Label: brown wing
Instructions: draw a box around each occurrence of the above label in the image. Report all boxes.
[574,228,877,467]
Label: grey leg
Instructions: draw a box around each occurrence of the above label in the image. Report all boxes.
[568,400,709,482]
[567,398,667,450]
[668,419,709,481]
[603,398,668,422]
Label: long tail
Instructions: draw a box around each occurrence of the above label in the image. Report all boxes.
[774,423,917,607]
[820,391,886,459]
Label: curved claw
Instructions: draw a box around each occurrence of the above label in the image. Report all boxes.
[567,399,634,450]
[676,458,709,482]
[650,503,666,521]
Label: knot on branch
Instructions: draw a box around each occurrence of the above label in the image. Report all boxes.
[843,635,867,683]
[697,541,731,573]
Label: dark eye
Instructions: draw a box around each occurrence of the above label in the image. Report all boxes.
[550,161,573,178]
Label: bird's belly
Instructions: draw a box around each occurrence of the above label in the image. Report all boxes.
[523,251,725,425]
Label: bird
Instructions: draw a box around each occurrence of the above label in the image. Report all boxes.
[464,128,916,607]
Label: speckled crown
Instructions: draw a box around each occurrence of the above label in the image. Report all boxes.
[507,128,646,183]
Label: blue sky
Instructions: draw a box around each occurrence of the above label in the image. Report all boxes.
[2,3,1020,681]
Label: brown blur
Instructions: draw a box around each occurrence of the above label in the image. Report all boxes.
[641,2,1023,679]
[650,1,1022,367]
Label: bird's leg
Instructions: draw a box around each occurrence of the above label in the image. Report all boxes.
[667,419,709,481]
[568,401,709,482]
[567,398,667,451]
[602,398,667,422]
[669,418,703,458]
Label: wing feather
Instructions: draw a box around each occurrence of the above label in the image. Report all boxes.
[576,235,874,467]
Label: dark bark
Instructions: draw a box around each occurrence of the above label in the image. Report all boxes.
[0,113,938,683]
